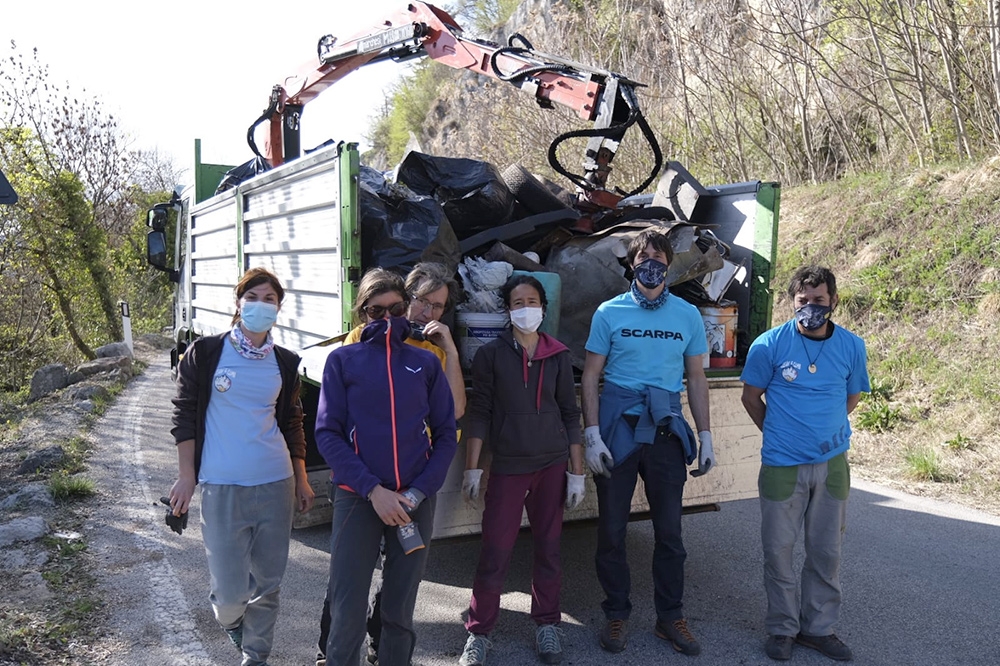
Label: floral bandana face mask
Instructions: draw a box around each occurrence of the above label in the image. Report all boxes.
[794,303,832,330]
[633,258,668,289]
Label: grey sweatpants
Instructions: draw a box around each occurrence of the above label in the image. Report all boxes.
[325,486,436,666]
[759,453,850,638]
[201,477,295,666]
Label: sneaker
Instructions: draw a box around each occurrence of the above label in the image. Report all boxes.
[536,624,563,664]
[224,623,243,652]
[765,635,795,661]
[654,618,701,656]
[459,633,492,666]
[795,633,853,661]
[599,619,628,653]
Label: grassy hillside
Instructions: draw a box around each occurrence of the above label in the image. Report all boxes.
[776,158,1000,514]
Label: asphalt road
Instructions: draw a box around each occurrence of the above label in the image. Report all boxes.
[86,354,1000,666]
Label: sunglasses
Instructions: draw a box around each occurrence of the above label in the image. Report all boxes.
[363,301,407,320]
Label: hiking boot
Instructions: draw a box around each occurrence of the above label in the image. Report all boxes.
[459,632,492,666]
[224,622,243,652]
[654,618,701,656]
[599,618,628,653]
[765,635,794,660]
[536,624,564,664]
[795,633,853,661]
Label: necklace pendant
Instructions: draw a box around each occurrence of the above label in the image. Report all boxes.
[808,363,817,373]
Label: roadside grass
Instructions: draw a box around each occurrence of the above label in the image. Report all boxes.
[0,527,103,664]
[0,367,140,663]
[49,470,96,501]
[778,160,1000,514]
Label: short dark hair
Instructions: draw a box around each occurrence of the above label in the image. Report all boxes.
[787,265,838,300]
[625,229,674,267]
[500,274,548,313]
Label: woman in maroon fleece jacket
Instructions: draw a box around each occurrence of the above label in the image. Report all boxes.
[458,274,584,666]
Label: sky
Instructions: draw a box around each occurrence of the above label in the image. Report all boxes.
[3,0,415,185]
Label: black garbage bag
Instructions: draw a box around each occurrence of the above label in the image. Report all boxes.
[215,156,270,195]
[359,167,461,276]
[396,152,515,239]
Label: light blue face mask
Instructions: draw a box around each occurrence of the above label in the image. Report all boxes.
[240,301,278,333]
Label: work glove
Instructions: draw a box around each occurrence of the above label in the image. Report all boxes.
[690,430,715,478]
[462,469,483,504]
[400,488,426,514]
[565,472,586,510]
[584,426,614,478]
[159,496,188,535]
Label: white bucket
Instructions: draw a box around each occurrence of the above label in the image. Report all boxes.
[456,312,509,369]
[700,305,738,368]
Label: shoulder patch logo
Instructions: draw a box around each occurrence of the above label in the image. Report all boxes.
[405,365,423,374]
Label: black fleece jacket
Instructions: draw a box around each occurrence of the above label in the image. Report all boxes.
[465,330,581,475]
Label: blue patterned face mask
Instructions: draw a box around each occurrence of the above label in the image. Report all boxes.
[795,303,832,330]
[634,258,668,289]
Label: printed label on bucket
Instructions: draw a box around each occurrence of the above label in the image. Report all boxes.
[457,313,509,369]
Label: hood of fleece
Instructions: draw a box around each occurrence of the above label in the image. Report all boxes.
[500,329,568,361]
[360,315,412,347]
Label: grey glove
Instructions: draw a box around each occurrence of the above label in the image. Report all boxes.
[400,488,426,514]
[690,431,715,477]
[565,472,586,510]
[462,469,483,503]
[584,426,614,478]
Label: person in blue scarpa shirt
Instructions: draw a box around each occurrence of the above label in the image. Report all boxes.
[581,228,714,658]
[740,265,869,663]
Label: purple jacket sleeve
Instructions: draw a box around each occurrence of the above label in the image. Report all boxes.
[408,361,457,497]
[314,350,382,500]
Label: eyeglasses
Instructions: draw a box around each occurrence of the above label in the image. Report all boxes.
[411,295,446,315]
[364,301,407,320]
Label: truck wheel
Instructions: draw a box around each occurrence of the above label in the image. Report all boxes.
[501,164,572,216]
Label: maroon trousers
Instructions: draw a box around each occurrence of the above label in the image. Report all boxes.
[465,460,567,635]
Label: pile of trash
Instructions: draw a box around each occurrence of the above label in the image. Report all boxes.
[359,151,746,369]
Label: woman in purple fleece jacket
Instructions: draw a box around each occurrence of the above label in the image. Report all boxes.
[315,269,457,666]
[458,274,584,666]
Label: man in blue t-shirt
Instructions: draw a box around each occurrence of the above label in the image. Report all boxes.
[740,265,870,663]
[581,229,714,657]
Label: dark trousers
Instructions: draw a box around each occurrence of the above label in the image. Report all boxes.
[318,554,384,659]
[323,487,435,666]
[465,460,567,635]
[595,429,687,622]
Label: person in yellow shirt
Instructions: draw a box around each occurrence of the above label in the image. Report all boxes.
[317,262,466,666]
[342,262,465,419]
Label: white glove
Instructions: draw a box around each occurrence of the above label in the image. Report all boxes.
[690,430,715,477]
[565,472,586,510]
[462,469,483,503]
[584,426,614,478]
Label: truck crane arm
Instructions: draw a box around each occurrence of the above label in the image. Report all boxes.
[250,1,661,200]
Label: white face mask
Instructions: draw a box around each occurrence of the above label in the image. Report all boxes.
[509,306,544,333]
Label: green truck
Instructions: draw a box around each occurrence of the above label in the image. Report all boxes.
[147,138,779,534]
